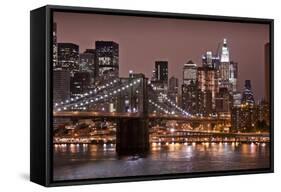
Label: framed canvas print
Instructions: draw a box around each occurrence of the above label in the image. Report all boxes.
[30,5,274,187]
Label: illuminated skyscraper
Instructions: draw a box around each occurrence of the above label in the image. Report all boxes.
[53,69,70,104]
[264,42,270,102]
[216,38,238,94]
[95,41,119,80]
[155,61,168,83]
[183,60,197,85]
[220,38,230,63]
[233,92,242,107]
[53,23,58,68]
[229,61,238,92]
[151,61,168,103]
[70,71,91,96]
[197,66,218,112]
[215,87,232,114]
[168,76,179,105]
[219,38,231,89]
[79,49,96,82]
[58,43,79,72]
[241,80,255,105]
[182,81,204,115]
[202,51,220,69]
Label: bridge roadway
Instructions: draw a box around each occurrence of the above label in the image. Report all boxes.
[53,111,230,122]
[155,130,269,138]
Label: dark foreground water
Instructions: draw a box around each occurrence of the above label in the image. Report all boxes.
[53,143,270,181]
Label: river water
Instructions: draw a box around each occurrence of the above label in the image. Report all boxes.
[53,143,270,181]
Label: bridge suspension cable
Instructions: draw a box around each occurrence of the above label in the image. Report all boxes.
[148,82,190,117]
[55,78,142,112]
[149,99,171,114]
[54,78,119,108]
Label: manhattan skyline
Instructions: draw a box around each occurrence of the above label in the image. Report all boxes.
[54,12,270,101]
[52,11,271,181]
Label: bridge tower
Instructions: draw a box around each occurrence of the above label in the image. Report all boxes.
[116,75,149,155]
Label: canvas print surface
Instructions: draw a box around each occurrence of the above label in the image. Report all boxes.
[52,11,271,181]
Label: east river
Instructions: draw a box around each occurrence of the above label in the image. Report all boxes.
[53,142,270,181]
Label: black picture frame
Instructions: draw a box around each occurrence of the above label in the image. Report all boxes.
[30,5,274,187]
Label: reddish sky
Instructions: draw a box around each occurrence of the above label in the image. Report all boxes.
[54,11,270,101]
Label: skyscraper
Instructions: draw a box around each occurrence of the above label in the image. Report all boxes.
[168,76,179,105]
[70,71,91,96]
[215,87,232,113]
[197,66,218,112]
[232,92,242,107]
[95,41,119,81]
[155,61,168,83]
[151,61,169,104]
[79,49,96,82]
[219,38,231,89]
[220,38,230,63]
[53,69,71,104]
[264,42,270,102]
[182,81,204,115]
[58,43,79,72]
[183,60,197,85]
[168,76,179,92]
[202,51,220,69]
[241,80,255,105]
[53,23,58,68]
[229,61,238,92]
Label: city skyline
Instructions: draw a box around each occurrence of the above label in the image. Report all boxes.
[54,12,269,101]
[52,11,271,182]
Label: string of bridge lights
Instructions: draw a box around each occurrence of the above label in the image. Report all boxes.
[54,78,119,108]
[148,82,190,116]
[148,99,171,114]
[55,79,142,112]
[160,92,190,116]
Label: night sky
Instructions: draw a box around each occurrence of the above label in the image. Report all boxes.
[54,12,270,101]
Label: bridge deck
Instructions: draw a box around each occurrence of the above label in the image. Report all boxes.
[53,111,230,121]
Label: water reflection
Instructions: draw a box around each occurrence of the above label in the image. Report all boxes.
[53,143,270,181]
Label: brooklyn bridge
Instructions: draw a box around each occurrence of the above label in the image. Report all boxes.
[53,75,268,155]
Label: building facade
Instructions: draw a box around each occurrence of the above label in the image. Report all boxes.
[95,41,119,81]
[183,60,197,85]
[79,49,96,83]
[57,43,79,72]
[53,69,71,104]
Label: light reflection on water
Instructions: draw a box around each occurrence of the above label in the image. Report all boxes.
[53,143,270,181]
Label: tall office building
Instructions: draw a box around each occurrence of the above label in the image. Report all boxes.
[232,92,242,107]
[197,66,218,112]
[58,43,79,72]
[182,81,204,115]
[231,105,256,132]
[215,87,232,113]
[231,101,270,132]
[264,42,270,102]
[79,49,96,82]
[151,61,168,103]
[168,76,179,92]
[183,60,197,85]
[95,41,119,81]
[70,71,91,96]
[155,61,168,83]
[202,51,220,69]
[168,76,179,105]
[53,69,71,104]
[229,61,238,92]
[219,38,231,90]
[53,23,58,68]
[241,80,255,105]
